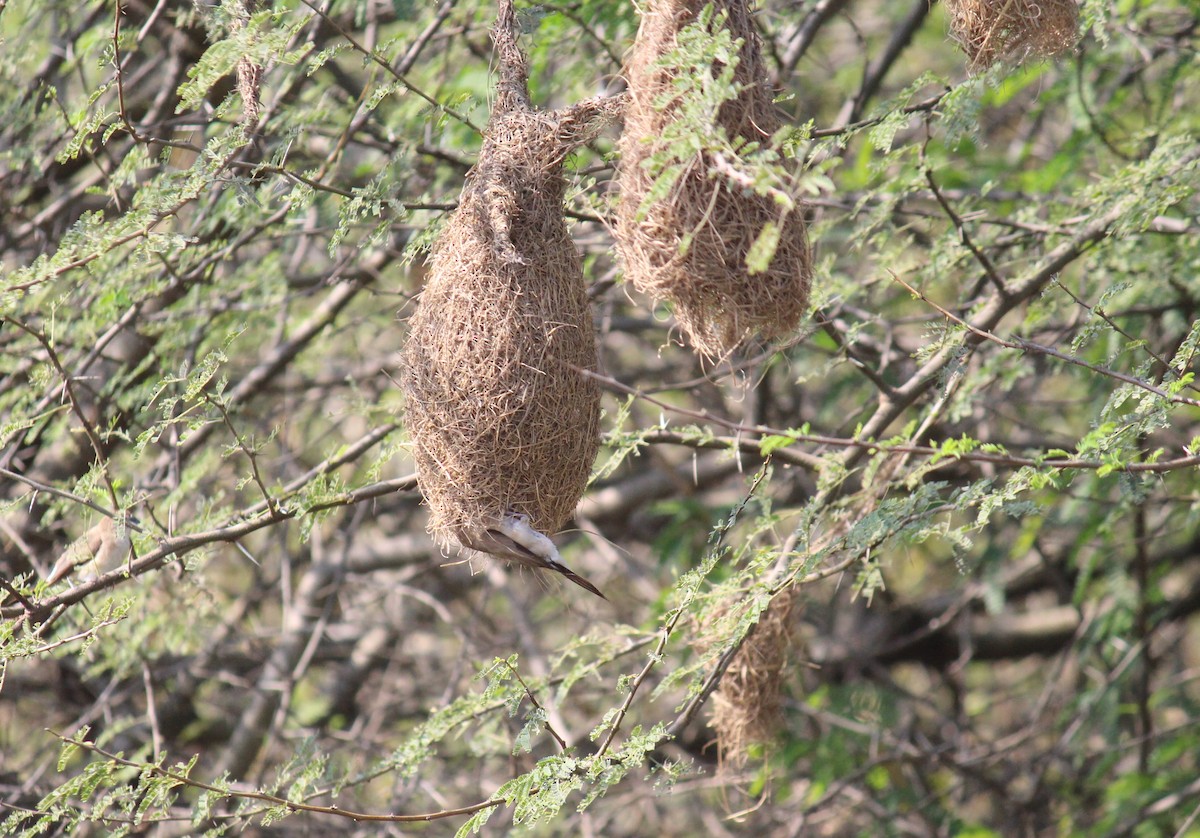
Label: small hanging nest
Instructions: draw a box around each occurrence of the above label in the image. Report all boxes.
[400,1,621,597]
[615,0,812,359]
[707,586,799,767]
[944,0,1080,71]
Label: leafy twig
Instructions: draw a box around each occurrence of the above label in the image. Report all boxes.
[298,0,480,133]
[48,732,504,824]
[206,394,280,516]
[504,661,568,751]
[580,366,1200,472]
[0,473,418,621]
[923,150,1008,296]
[597,466,770,759]
[890,271,1200,408]
[2,316,120,510]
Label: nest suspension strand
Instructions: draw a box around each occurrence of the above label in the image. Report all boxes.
[400,1,620,597]
[615,0,813,359]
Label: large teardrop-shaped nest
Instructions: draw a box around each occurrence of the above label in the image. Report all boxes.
[944,0,1080,71]
[400,6,621,551]
[616,0,812,360]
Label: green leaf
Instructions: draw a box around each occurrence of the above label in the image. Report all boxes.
[745,221,781,275]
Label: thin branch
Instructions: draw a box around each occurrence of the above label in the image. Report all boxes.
[7,195,191,293]
[924,159,1009,295]
[811,90,949,140]
[239,422,400,520]
[49,732,504,824]
[393,1,457,77]
[0,576,36,612]
[853,144,1200,450]
[555,5,624,70]
[580,366,1200,474]
[1,317,119,510]
[1134,501,1153,774]
[504,661,568,751]
[298,0,480,133]
[776,0,852,82]
[815,315,898,398]
[175,277,368,461]
[21,617,125,656]
[632,428,824,471]
[0,466,126,523]
[112,0,145,143]
[842,0,932,127]
[1052,276,1198,393]
[597,466,769,759]
[143,659,164,760]
[0,474,419,621]
[889,272,1200,408]
[206,394,280,516]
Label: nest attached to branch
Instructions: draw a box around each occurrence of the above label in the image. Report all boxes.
[944,0,1079,71]
[400,3,620,578]
[708,586,798,767]
[615,0,812,359]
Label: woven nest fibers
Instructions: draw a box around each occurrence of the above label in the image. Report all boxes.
[708,587,798,767]
[945,0,1079,70]
[616,0,812,359]
[400,104,610,555]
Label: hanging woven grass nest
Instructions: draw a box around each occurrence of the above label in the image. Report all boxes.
[400,1,621,597]
[615,0,812,360]
[705,586,799,768]
[944,0,1079,71]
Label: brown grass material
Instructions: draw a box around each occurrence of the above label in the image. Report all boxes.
[229,1,262,126]
[400,2,620,580]
[708,586,798,768]
[616,0,812,359]
[944,0,1080,71]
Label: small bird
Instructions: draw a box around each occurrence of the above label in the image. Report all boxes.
[45,516,133,585]
[458,512,605,599]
